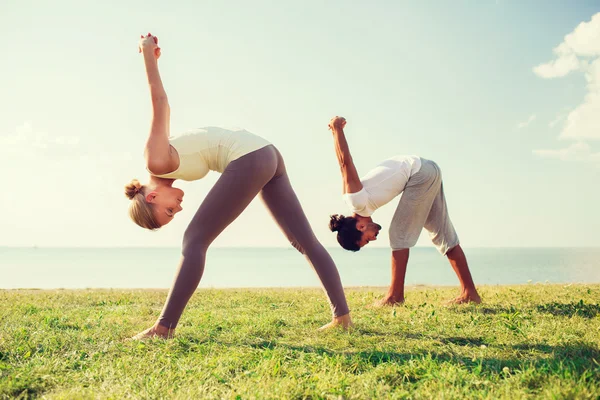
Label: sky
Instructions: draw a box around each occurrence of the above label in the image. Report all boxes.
[1,0,599,249]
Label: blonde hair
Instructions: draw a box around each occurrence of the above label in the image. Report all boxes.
[124,179,161,230]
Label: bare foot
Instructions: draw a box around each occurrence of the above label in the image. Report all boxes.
[444,291,481,305]
[318,314,354,331]
[373,296,405,307]
[129,324,175,340]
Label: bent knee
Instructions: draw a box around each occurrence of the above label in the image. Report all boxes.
[389,231,418,250]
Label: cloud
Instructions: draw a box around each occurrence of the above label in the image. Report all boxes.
[533,47,580,78]
[517,114,536,129]
[562,14,600,57]
[533,142,600,163]
[0,122,80,158]
[548,114,564,128]
[533,13,600,78]
[558,58,600,140]
[533,12,600,161]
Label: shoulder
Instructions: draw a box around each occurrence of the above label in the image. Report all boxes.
[146,144,180,175]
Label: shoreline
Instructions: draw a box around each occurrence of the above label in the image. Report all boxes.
[2,282,598,292]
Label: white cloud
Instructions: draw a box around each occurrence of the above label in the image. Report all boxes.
[559,58,600,140]
[517,114,536,129]
[0,122,80,152]
[533,12,600,163]
[548,114,564,128]
[563,13,600,56]
[533,49,580,78]
[533,142,600,163]
[533,13,600,79]
[0,121,79,158]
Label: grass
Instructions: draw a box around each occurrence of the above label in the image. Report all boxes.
[1,284,599,399]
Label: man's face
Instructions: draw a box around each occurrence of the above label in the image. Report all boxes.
[354,214,382,248]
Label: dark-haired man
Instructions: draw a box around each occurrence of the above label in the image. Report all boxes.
[327,116,481,306]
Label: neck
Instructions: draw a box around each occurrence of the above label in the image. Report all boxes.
[148,175,175,188]
[354,214,373,223]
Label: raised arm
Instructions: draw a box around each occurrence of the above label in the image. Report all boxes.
[328,116,363,194]
[138,33,176,175]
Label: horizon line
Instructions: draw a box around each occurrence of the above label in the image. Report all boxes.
[1,245,599,250]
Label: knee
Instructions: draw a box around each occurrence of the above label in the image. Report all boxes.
[182,230,209,260]
[181,246,206,265]
[388,225,404,243]
[289,234,324,256]
[388,224,398,239]
[289,239,306,255]
[178,244,207,287]
[445,243,461,256]
[389,228,418,249]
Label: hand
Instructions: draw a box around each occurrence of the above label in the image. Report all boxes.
[328,116,347,131]
[138,32,161,60]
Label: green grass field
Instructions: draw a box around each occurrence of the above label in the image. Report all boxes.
[1,284,599,399]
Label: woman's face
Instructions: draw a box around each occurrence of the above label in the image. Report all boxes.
[147,186,185,227]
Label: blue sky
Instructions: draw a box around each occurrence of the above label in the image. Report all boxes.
[1,1,598,248]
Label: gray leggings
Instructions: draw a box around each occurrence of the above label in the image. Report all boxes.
[158,145,350,328]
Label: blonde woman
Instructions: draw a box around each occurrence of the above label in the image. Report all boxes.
[127,33,352,339]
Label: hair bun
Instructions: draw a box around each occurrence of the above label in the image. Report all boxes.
[125,179,143,200]
[329,214,344,232]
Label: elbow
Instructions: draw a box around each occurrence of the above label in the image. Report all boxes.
[149,85,169,105]
[151,95,169,106]
[151,98,170,115]
[339,157,353,168]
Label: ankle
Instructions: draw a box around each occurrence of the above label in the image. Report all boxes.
[333,313,353,328]
[153,322,175,336]
[461,288,480,298]
[387,290,404,300]
[334,313,351,323]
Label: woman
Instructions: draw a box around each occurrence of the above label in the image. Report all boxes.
[326,116,481,306]
[127,33,352,339]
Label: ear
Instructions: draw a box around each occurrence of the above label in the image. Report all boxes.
[356,223,366,232]
[145,191,158,203]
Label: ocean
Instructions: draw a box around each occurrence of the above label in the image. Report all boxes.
[1,247,599,290]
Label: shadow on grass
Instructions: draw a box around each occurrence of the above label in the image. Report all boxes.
[248,340,277,350]
[352,331,490,347]
[448,301,600,319]
[536,301,600,319]
[451,305,518,315]
[177,330,599,376]
[352,328,426,341]
[437,336,488,347]
[512,342,600,359]
[277,341,600,378]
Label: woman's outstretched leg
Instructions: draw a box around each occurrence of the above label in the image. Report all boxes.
[131,146,278,339]
[260,149,352,329]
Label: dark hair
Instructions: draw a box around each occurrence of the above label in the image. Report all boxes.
[329,214,362,252]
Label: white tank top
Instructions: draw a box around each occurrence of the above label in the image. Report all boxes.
[150,127,271,181]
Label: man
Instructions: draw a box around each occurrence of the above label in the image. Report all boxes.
[327,116,481,305]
